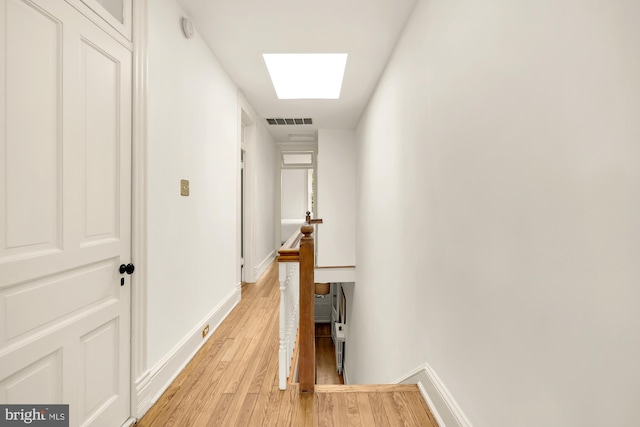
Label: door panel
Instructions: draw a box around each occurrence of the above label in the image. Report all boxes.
[80,318,119,423]
[0,350,62,403]
[1,259,118,342]
[81,38,120,243]
[0,1,132,426]
[2,0,62,259]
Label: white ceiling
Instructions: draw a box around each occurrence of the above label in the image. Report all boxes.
[176,0,418,142]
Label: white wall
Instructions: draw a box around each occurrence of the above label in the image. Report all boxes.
[253,121,278,273]
[281,169,307,219]
[147,0,239,369]
[351,1,640,426]
[317,129,356,266]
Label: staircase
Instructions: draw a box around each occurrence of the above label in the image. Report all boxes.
[276,214,439,426]
[136,216,438,426]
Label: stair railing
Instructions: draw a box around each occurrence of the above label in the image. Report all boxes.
[277,212,322,393]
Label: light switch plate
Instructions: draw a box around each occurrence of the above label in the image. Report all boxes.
[180,179,190,196]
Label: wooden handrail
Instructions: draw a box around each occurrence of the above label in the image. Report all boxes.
[305,211,323,225]
[298,223,315,393]
[276,212,322,394]
[277,230,303,262]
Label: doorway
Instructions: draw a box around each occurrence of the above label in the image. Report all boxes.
[0,1,133,426]
[238,105,255,284]
[279,148,316,243]
[240,147,246,284]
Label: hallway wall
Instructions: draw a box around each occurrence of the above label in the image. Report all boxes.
[281,169,308,219]
[317,129,356,267]
[147,0,239,370]
[350,1,640,426]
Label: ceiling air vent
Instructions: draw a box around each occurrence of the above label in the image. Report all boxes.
[266,118,312,125]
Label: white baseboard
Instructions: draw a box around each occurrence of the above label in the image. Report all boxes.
[134,286,241,418]
[396,363,472,427]
[120,417,136,427]
[254,250,275,280]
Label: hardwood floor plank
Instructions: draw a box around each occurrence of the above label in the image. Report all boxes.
[218,319,280,423]
[205,393,235,427]
[356,393,377,427]
[245,390,270,427]
[344,392,363,427]
[220,337,243,362]
[247,332,277,393]
[137,338,227,427]
[392,391,422,427]
[315,323,331,337]
[155,347,229,424]
[330,393,350,427]
[276,385,297,426]
[221,336,260,393]
[260,340,281,394]
[257,391,284,427]
[217,338,252,393]
[296,391,316,427]
[316,336,343,385]
[246,390,279,427]
[232,393,259,427]
[316,392,336,427]
[161,361,230,427]
[246,308,279,392]
[404,391,440,427]
[367,393,391,427]
[380,392,405,427]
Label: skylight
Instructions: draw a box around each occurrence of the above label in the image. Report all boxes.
[262,54,348,100]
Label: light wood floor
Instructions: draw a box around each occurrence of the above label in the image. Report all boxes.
[315,323,344,385]
[136,261,438,426]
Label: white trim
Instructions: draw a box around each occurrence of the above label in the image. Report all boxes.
[314,267,356,283]
[275,142,318,259]
[255,250,276,279]
[134,286,241,418]
[130,0,148,420]
[343,366,350,385]
[238,94,256,282]
[396,363,472,427]
[65,0,133,47]
[275,148,282,250]
[120,417,137,427]
[280,150,315,168]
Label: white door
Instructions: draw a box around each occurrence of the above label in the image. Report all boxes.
[0,1,132,426]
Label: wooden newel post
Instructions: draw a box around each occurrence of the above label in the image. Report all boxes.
[298,222,315,393]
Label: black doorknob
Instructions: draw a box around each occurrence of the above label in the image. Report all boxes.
[119,263,135,275]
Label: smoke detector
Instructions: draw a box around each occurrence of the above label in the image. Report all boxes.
[182,17,195,39]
